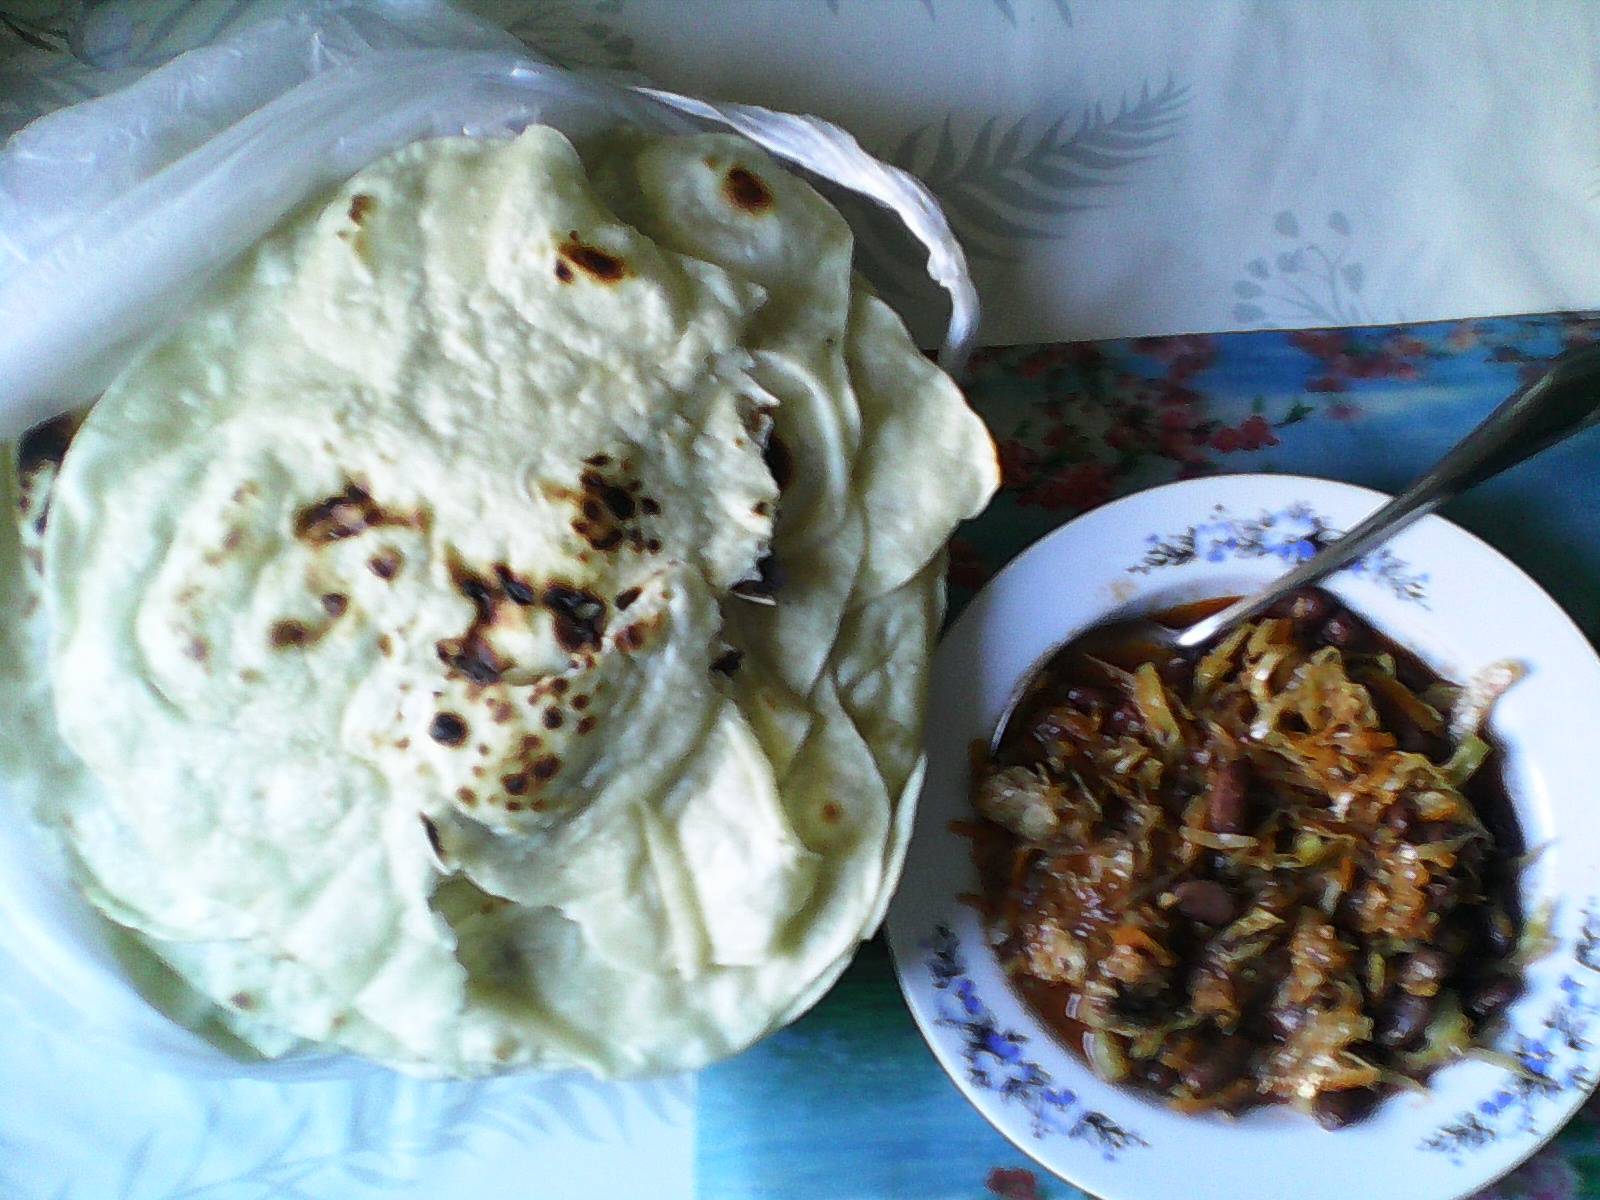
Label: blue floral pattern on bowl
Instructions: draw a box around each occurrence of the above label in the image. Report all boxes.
[1422,904,1600,1163]
[924,923,1148,1160]
[1130,502,1430,605]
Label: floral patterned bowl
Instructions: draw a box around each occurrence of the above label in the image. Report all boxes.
[887,473,1600,1200]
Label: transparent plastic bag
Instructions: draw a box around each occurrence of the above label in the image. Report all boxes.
[0,0,976,438]
[0,0,975,1077]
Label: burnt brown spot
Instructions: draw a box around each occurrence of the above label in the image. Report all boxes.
[436,636,510,685]
[600,485,635,520]
[577,716,597,735]
[269,619,313,649]
[505,800,524,812]
[543,583,607,653]
[763,432,793,491]
[619,623,647,651]
[429,712,469,746]
[753,501,771,517]
[520,734,543,752]
[17,413,78,477]
[185,636,210,663]
[582,498,604,521]
[550,678,570,696]
[572,693,590,711]
[585,453,612,467]
[377,633,393,656]
[494,565,537,606]
[531,754,561,781]
[543,707,564,730]
[724,166,774,213]
[295,483,411,544]
[438,556,514,684]
[822,802,842,822]
[222,528,243,551]
[503,772,529,796]
[368,550,402,580]
[640,497,661,516]
[488,699,515,724]
[615,587,641,611]
[557,235,628,283]
[229,992,255,1010]
[712,648,744,675]
[321,593,348,618]
[395,736,410,750]
[456,787,477,806]
[554,259,574,283]
[348,193,375,224]
[420,815,443,857]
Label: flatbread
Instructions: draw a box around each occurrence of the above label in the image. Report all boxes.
[2,126,998,1076]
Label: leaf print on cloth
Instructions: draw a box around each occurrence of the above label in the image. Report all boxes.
[1233,210,1382,329]
[883,79,1189,262]
[40,1065,681,1200]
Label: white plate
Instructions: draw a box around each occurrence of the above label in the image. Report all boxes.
[887,473,1600,1200]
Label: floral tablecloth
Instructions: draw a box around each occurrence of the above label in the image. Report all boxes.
[6,4,1600,1200]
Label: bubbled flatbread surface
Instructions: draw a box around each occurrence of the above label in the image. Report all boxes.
[0,126,997,1076]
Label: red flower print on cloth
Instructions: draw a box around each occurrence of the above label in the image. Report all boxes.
[946,536,990,591]
[986,1166,1042,1200]
[1132,334,1219,381]
[997,438,1041,490]
[1289,327,1433,390]
[1021,460,1115,512]
[1209,413,1280,452]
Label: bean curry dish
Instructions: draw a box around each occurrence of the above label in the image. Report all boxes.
[968,588,1525,1129]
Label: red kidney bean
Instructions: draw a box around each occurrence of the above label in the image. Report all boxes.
[1376,992,1434,1049]
[1383,801,1414,837]
[1398,949,1453,995]
[1269,586,1338,630]
[1180,1036,1252,1096]
[1269,1005,1310,1039]
[1205,759,1251,834]
[1137,1059,1180,1093]
[1464,976,1522,1022]
[1313,1087,1379,1130]
[1173,879,1236,925]
[1064,684,1113,713]
[1479,906,1518,959]
[1107,701,1144,736]
[1158,655,1195,694]
[1318,610,1372,652]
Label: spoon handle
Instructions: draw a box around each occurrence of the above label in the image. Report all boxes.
[1174,343,1600,650]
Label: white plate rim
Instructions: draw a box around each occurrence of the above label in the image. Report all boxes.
[888,472,1600,1200]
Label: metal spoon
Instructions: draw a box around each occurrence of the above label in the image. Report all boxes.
[992,342,1600,751]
